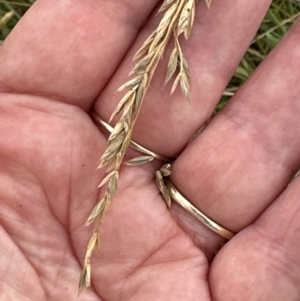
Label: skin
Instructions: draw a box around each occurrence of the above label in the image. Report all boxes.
[1,0,300,300]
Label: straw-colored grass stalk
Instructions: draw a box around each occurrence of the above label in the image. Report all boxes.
[79,0,211,293]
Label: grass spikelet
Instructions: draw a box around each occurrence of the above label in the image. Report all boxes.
[0,11,13,28]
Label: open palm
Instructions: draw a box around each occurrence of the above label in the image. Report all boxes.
[1,1,300,300]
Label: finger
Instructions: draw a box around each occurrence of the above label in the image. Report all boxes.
[210,177,300,301]
[170,18,300,253]
[94,0,272,157]
[0,0,161,110]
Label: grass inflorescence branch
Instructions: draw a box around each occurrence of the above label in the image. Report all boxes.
[79,0,211,293]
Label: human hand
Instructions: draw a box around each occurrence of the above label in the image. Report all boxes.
[1,1,300,300]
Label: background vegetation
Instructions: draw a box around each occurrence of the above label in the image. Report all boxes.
[0,0,300,110]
